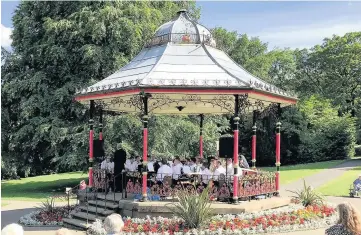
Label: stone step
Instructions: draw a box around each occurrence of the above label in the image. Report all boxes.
[79,205,115,216]
[63,218,90,230]
[71,211,105,221]
[88,200,119,209]
[97,193,124,202]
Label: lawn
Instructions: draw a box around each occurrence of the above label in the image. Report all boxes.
[261,160,345,185]
[1,171,87,201]
[0,160,346,201]
[317,166,361,196]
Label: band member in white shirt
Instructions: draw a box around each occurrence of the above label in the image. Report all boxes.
[147,155,155,172]
[182,158,192,175]
[101,156,115,173]
[124,158,132,171]
[133,156,143,172]
[189,157,198,173]
[226,158,233,181]
[200,162,212,185]
[213,160,226,181]
[100,156,114,192]
[172,157,183,183]
[130,156,140,172]
[156,159,172,183]
[125,157,135,171]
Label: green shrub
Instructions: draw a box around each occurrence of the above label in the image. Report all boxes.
[239,96,356,166]
[166,187,214,229]
[288,179,324,207]
[298,96,356,161]
[1,157,18,180]
[36,197,58,213]
[355,145,361,156]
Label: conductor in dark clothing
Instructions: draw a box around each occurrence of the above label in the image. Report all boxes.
[113,149,127,192]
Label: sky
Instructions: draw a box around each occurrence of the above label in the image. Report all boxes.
[1,1,361,50]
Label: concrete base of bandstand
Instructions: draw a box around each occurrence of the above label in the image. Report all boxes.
[118,196,292,218]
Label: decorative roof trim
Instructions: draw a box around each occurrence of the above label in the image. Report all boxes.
[75,76,297,98]
[75,87,297,104]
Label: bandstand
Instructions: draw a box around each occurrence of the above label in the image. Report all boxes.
[75,9,297,202]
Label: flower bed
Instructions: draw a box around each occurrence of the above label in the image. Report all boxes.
[87,204,338,235]
[20,205,77,226]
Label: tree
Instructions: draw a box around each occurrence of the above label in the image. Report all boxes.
[295,33,361,117]
[211,27,297,85]
[267,49,297,92]
[1,1,200,177]
[211,27,238,54]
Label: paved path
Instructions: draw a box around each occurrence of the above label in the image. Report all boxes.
[280,159,361,197]
[281,159,361,235]
[1,201,84,235]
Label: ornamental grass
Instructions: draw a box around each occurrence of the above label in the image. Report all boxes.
[165,186,214,229]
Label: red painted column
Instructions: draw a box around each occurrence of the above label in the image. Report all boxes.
[199,114,204,158]
[275,122,281,193]
[251,125,257,169]
[141,93,150,201]
[88,100,95,188]
[233,125,239,201]
[142,126,148,198]
[199,136,203,158]
[99,108,103,166]
[233,95,240,202]
[143,128,148,163]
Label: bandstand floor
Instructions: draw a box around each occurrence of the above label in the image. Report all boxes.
[97,193,292,218]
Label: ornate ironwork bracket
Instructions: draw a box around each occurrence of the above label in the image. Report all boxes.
[258,103,281,121]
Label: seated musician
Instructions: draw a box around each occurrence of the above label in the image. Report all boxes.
[124,158,132,171]
[200,162,212,186]
[209,156,216,172]
[134,156,141,172]
[153,159,161,173]
[196,158,203,173]
[239,154,250,169]
[226,158,233,178]
[147,155,155,172]
[172,157,183,184]
[156,159,172,183]
[126,157,138,172]
[182,158,192,175]
[213,160,226,182]
[100,156,114,192]
[137,159,143,172]
[189,157,198,173]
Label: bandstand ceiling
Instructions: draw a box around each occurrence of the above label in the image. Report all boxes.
[75,10,297,115]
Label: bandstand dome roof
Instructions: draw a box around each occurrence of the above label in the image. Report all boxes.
[75,10,297,115]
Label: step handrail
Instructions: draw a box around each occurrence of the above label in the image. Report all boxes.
[66,183,81,216]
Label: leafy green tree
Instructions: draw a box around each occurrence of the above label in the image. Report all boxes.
[104,115,229,159]
[211,27,297,86]
[295,33,361,117]
[1,1,200,177]
[298,96,356,161]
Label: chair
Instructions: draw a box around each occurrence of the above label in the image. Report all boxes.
[218,173,226,187]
